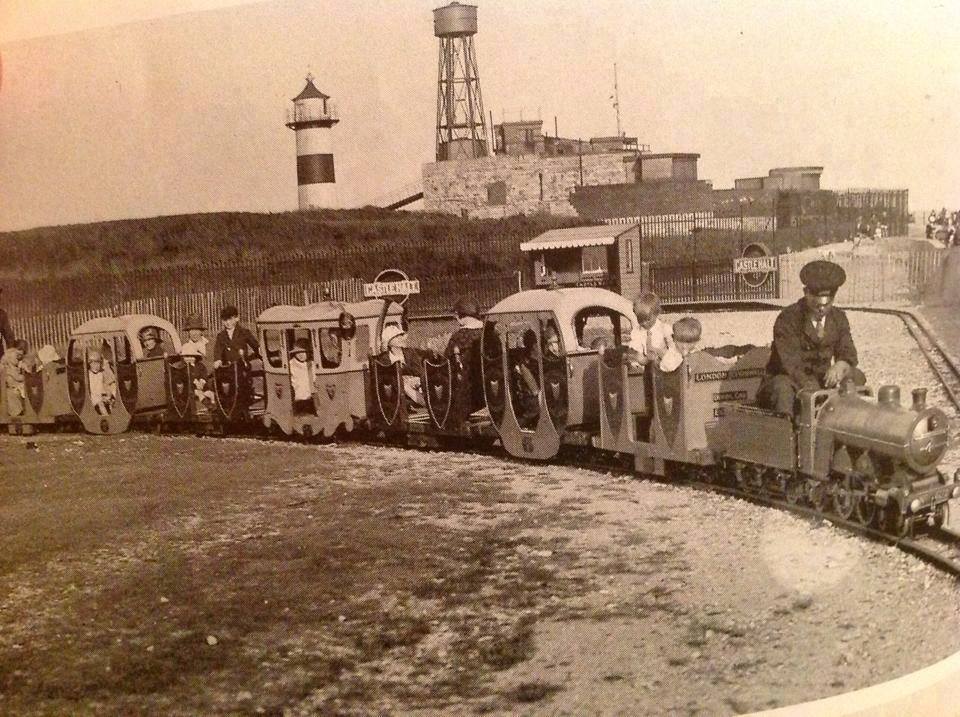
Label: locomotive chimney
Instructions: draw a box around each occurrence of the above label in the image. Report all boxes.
[912,387,927,411]
[877,385,900,408]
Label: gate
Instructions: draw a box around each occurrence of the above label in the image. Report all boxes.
[639,214,780,303]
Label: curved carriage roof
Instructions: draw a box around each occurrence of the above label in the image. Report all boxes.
[257,298,404,325]
[72,314,181,343]
[487,288,635,321]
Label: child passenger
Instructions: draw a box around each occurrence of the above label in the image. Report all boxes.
[629,292,674,365]
[658,317,702,372]
[289,338,314,415]
[2,339,28,418]
[181,314,210,372]
[87,349,117,415]
[381,323,425,406]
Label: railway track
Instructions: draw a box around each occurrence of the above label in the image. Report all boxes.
[849,307,960,413]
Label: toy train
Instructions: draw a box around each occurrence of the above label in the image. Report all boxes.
[2,287,956,537]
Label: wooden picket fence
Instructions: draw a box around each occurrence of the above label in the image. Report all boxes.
[11,278,364,351]
[778,247,945,304]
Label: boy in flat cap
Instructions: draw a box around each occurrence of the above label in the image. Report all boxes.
[756,259,865,416]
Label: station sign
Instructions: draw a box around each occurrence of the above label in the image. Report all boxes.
[363,269,420,305]
[733,256,777,274]
[734,243,776,288]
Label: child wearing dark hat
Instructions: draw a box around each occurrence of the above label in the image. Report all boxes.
[212,305,260,369]
[756,259,865,416]
[139,327,166,359]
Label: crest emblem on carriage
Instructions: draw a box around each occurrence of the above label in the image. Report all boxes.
[521,435,535,453]
[424,357,452,430]
[166,361,191,418]
[275,384,283,399]
[372,356,402,427]
[607,391,620,413]
[326,384,336,400]
[213,364,240,420]
[26,374,44,414]
[67,366,86,415]
[123,380,133,392]
[71,380,80,393]
[488,378,500,398]
[549,380,561,402]
[655,369,683,446]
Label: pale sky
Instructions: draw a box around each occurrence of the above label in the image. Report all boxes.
[1,0,958,232]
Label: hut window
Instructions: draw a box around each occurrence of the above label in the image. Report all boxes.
[581,245,608,274]
[487,181,506,206]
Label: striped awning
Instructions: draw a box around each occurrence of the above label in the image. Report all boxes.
[520,224,629,252]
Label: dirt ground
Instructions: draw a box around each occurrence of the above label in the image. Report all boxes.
[2,433,960,716]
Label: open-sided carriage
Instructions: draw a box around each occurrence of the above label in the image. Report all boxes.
[482,288,644,460]
[66,315,182,434]
[0,346,76,434]
[366,303,494,446]
[258,300,394,437]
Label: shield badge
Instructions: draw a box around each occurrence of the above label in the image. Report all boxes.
[482,356,505,427]
[326,384,336,400]
[275,384,284,399]
[372,355,402,427]
[599,349,625,437]
[213,364,239,420]
[424,356,453,430]
[116,362,138,413]
[655,367,683,448]
[25,372,44,415]
[67,364,85,416]
[542,358,568,429]
[165,360,190,419]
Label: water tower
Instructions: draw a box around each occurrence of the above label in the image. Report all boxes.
[434,2,488,161]
[286,74,339,209]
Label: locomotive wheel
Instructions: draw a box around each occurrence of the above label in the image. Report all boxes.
[883,505,911,538]
[833,476,857,520]
[746,466,764,495]
[853,477,877,526]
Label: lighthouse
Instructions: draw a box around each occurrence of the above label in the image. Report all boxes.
[286,74,339,209]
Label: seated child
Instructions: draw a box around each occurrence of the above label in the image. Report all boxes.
[2,339,28,418]
[630,292,674,362]
[140,328,166,359]
[513,328,541,428]
[659,317,702,372]
[182,349,214,411]
[181,314,210,373]
[289,338,314,415]
[381,323,425,406]
[87,349,117,415]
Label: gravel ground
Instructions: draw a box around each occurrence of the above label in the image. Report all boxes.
[3,310,959,715]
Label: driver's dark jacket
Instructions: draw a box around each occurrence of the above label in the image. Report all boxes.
[765,299,858,389]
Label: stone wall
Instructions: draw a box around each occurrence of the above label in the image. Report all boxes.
[422,153,632,219]
[569,180,716,221]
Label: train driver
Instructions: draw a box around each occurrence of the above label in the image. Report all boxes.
[756,259,866,416]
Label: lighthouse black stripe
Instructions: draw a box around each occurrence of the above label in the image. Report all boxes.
[297,154,335,184]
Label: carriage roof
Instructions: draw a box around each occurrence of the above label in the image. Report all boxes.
[71,314,181,344]
[257,299,404,325]
[486,288,635,322]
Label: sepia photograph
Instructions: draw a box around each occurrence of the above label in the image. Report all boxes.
[1,1,960,714]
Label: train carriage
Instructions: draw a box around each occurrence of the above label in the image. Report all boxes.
[0,346,76,434]
[482,288,642,460]
[259,300,399,437]
[67,315,182,434]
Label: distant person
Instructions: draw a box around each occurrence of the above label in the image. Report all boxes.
[0,288,14,356]
[756,260,865,416]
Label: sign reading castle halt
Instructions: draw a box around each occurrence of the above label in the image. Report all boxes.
[733,256,777,274]
[363,279,421,298]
